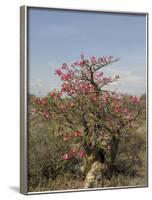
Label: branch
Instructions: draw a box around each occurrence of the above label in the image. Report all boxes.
[99,79,118,89]
[93,58,120,73]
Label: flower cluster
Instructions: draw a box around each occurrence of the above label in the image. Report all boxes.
[62,149,85,160]
[54,55,119,98]
[32,97,48,106]
[73,55,116,67]
[63,131,81,141]
[130,96,140,104]
[50,90,62,98]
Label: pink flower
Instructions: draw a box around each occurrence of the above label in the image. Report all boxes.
[61,73,71,81]
[73,131,81,137]
[43,110,49,119]
[50,91,55,97]
[62,153,70,160]
[103,77,111,85]
[55,69,62,76]
[63,136,70,141]
[96,72,103,78]
[100,56,107,64]
[34,98,42,105]
[79,151,85,158]
[74,60,83,66]
[115,107,121,113]
[41,98,47,105]
[61,63,68,69]
[130,96,140,104]
[84,84,89,91]
[57,91,62,97]
[91,96,97,102]
[31,108,37,114]
[108,56,114,62]
[81,54,85,60]
[91,56,97,65]
[78,83,83,90]
[86,59,90,64]
[61,84,67,92]
[102,56,107,63]
[123,108,128,114]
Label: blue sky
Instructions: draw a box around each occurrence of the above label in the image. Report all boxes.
[28,8,146,96]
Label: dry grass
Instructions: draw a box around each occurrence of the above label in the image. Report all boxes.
[28,98,147,192]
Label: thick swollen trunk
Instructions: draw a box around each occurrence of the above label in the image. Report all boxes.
[108,136,120,179]
[84,160,105,188]
[81,152,105,188]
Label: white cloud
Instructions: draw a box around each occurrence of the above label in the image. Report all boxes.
[29,76,62,97]
[30,79,42,88]
[103,67,146,96]
[29,79,47,96]
[29,67,146,97]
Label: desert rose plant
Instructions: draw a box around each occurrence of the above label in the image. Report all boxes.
[32,54,143,188]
